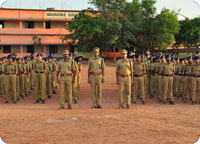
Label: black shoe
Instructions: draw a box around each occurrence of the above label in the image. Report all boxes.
[68,106,72,109]
[158,99,162,103]
[132,101,136,104]
[65,100,68,103]
[74,100,78,104]
[58,106,64,109]
[192,101,195,105]
[42,100,46,104]
[162,101,166,104]
[34,100,40,104]
[142,101,146,104]
[118,106,124,109]
[53,91,56,94]
[22,96,24,99]
[126,104,130,109]
[13,101,16,104]
[91,106,96,109]
[4,101,9,104]
[97,105,102,109]
[48,96,52,99]
[170,101,175,105]
[17,98,19,101]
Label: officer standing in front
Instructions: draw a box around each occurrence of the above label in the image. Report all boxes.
[88,47,105,109]
[116,49,133,109]
[57,50,76,109]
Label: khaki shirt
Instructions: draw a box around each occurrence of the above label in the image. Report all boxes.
[184,63,192,75]
[58,60,76,74]
[192,64,200,76]
[34,61,46,73]
[88,57,105,73]
[133,61,144,75]
[157,63,164,74]
[0,64,4,73]
[47,63,53,73]
[162,62,175,75]
[4,63,17,74]
[18,64,26,74]
[116,59,133,76]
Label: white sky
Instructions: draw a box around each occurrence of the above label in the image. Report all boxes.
[1,0,200,20]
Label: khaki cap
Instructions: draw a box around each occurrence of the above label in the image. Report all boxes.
[93,47,100,53]
[121,49,128,54]
[63,50,69,55]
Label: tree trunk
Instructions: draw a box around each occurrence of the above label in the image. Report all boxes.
[113,47,116,62]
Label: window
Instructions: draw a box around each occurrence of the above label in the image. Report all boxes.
[27,45,34,53]
[46,21,51,29]
[0,21,4,28]
[49,45,58,54]
[25,21,34,28]
[3,45,11,53]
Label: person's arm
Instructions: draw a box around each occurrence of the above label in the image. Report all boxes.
[88,59,91,83]
[102,58,105,83]
[116,61,119,85]
[57,63,61,84]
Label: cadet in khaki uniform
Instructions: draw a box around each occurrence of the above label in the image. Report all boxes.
[116,49,133,109]
[157,56,164,102]
[149,57,156,98]
[18,58,26,99]
[50,57,57,94]
[24,57,30,97]
[177,58,185,99]
[191,56,200,104]
[4,56,18,103]
[75,57,82,100]
[88,47,105,109]
[162,55,175,104]
[33,54,47,104]
[182,56,193,102]
[0,59,4,97]
[132,54,145,104]
[58,50,76,109]
[141,55,148,95]
[14,58,20,101]
[46,58,53,99]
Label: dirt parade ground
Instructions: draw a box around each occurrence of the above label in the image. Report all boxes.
[0,62,199,144]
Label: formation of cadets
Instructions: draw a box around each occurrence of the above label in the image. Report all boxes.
[0,52,82,107]
[119,49,200,109]
[0,47,200,109]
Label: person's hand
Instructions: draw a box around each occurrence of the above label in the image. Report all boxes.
[102,77,105,83]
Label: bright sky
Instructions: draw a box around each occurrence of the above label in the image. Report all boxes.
[1,0,200,20]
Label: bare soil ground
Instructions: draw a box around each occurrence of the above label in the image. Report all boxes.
[0,61,199,144]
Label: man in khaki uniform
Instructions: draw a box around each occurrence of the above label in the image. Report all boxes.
[88,47,105,109]
[18,58,26,99]
[76,57,82,100]
[157,56,164,102]
[0,58,4,97]
[162,55,175,104]
[141,55,148,95]
[33,54,47,104]
[46,58,53,99]
[191,56,200,104]
[4,56,18,103]
[116,49,133,109]
[132,54,145,104]
[58,50,76,109]
[182,56,193,102]
[50,57,57,94]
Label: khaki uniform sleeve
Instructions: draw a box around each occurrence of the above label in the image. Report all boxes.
[116,61,120,73]
[88,59,91,70]
[101,58,105,70]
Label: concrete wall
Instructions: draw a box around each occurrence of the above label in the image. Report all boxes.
[4,21,20,28]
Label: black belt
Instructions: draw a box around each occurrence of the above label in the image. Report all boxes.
[193,75,200,77]
[163,74,173,77]
[134,75,143,77]
[35,71,44,74]
[0,72,4,74]
[20,72,24,74]
[5,73,15,75]
[185,74,192,77]
[159,74,163,76]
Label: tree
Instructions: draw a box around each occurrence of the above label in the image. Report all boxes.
[151,8,180,50]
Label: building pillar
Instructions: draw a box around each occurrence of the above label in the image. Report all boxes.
[20,45,23,53]
[43,21,46,29]
[19,21,23,29]
[43,45,46,57]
